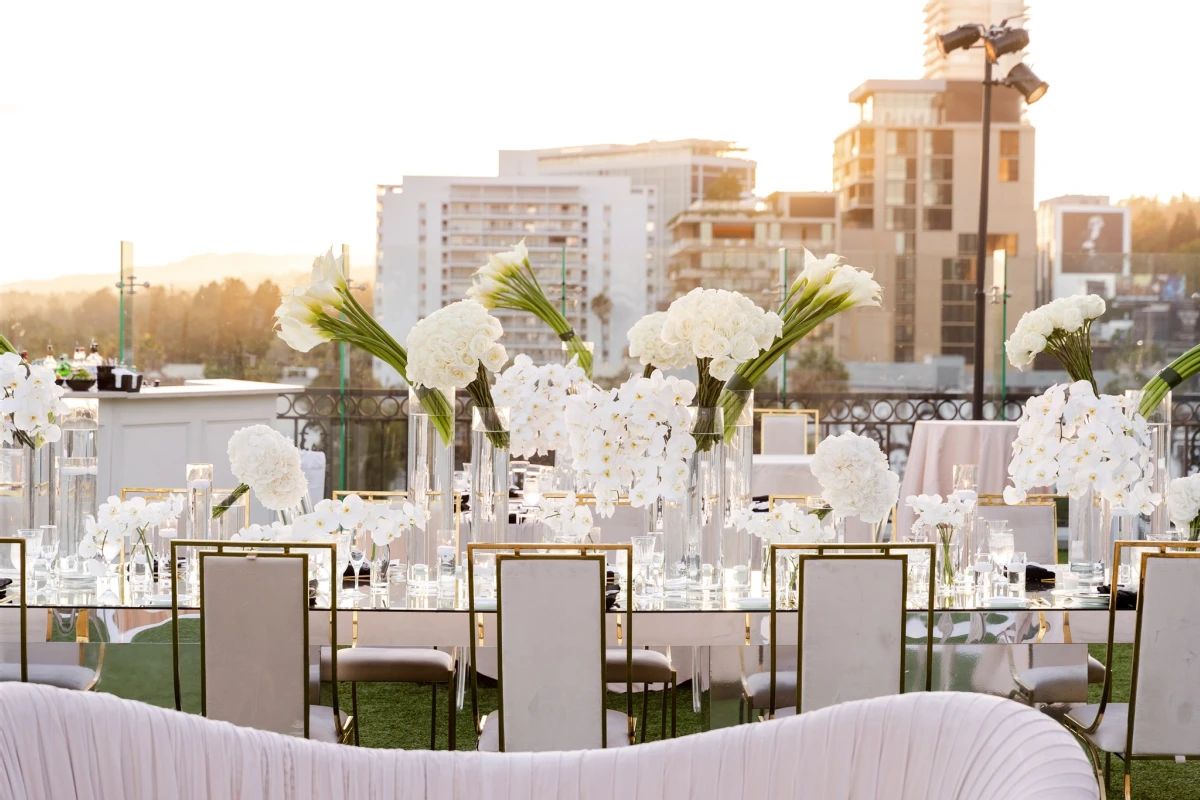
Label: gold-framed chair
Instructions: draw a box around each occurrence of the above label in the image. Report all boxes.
[977,493,1059,565]
[750,542,935,721]
[756,408,820,455]
[170,539,353,743]
[468,542,642,751]
[1063,540,1200,800]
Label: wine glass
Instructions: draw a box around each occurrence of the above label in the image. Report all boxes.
[344,528,368,600]
[334,530,353,603]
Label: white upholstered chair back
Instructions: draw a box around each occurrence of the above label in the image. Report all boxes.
[200,552,310,737]
[495,554,609,751]
[1130,553,1200,757]
[760,414,813,456]
[0,538,27,682]
[978,500,1058,564]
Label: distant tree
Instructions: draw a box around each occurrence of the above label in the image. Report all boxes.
[789,346,850,393]
[704,171,744,201]
[1129,197,1170,253]
[1170,208,1199,251]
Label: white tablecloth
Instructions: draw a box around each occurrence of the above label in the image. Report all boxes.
[897,420,1019,537]
[751,454,821,498]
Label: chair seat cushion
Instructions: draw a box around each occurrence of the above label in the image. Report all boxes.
[1016,655,1106,704]
[478,709,632,752]
[1087,654,1106,683]
[319,647,454,683]
[1067,703,1129,754]
[604,648,673,683]
[0,664,97,691]
[308,705,350,743]
[744,670,797,709]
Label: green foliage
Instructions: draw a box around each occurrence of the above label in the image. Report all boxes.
[703,171,744,201]
[1127,194,1200,253]
[790,345,849,392]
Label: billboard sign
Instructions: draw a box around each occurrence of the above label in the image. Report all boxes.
[1061,210,1125,273]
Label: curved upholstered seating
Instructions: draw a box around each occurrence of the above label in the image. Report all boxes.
[0,684,1097,799]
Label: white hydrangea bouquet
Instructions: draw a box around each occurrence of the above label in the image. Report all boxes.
[80,493,184,563]
[719,250,882,441]
[735,500,834,546]
[565,370,696,516]
[627,311,694,378]
[529,492,594,540]
[467,240,594,378]
[1006,294,1106,392]
[1004,381,1159,514]
[493,353,584,459]
[660,288,781,450]
[810,431,900,525]
[274,249,455,444]
[0,351,67,450]
[407,299,509,448]
[907,492,975,587]
[1167,474,1200,541]
[214,424,309,518]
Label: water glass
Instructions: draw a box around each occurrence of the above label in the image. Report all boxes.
[631,535,656,598]
[1007,551,1028,593]
[952,464,978,493]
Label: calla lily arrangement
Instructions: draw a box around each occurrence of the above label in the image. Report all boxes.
[718,249,882,440]
[466,240,594,378]
[1138,341,1200,418]
[274,249,455,444]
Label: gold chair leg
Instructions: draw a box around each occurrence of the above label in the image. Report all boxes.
[660,683,667,741]
[640,683,649,743]
[670,676,677,739]
[1123,761,1131,800]
[447,675,456,751]
[351,682,360,746]
[430,683,438,750]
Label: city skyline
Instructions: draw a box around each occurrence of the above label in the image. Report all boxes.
[1,0,1189,284]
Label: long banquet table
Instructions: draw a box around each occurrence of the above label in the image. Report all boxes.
[6,578,1126,731]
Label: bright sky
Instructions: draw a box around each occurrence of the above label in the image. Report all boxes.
[0,0,1191,283]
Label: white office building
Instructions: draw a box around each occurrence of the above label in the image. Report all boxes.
[922,0,1029,80]
[499,140,757,308]
[375,175,651,383]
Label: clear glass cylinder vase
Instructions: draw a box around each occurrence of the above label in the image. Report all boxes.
[56,455,97,577]
[26,444,56,530]
[469,406,510,546]
[186,463,214,539]
[1068,486,1104,585]
[686,407,724,598]
[0,446,26,538]
[933,523,960,598]
[1133,389,1171,538]
[721,390,753,596]
[276,490,314,525]
[407,385,456,595]
[212,501,247,541]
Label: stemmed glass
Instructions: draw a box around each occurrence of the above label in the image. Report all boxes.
[334,530,353,604]
[345,528,368,600]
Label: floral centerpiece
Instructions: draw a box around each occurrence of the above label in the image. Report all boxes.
[493,354,584,459]
[718,250,882,440]
[735,500,834,546]
[274,249,455,444]
[530,492,594,541]
[627,312,694,379]
[565,370,696,516]
[810,431,899,525]
[0,351,67,450]
[213,425,309,518]
[1138,341,1200,417]
[907,493,974,588]
[80,494,184,569]
[1006,294,1106,392]
[466,240,594,378]
[1166,474,1200,541]
[407,299,509,448]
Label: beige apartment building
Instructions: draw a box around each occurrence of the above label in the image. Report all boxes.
[833,78,1036,372]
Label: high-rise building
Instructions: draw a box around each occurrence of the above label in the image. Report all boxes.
[499,140,757,308]
[833,79,1036,370]
[922,1,1029,80]
[374,175,651,382]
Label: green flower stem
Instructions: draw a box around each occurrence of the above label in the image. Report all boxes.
[938,524,956,587]
[1190,518,1200,542]
[464,364,510,449]
[212,483,249,519]
[0,335,15,355]
[692,359,726,453]
[642,364,656,379]
[1039,321,1098,393]
[1139,342,1200,418]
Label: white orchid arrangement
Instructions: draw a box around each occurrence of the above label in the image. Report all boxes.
[627,311,694,378]
[907,492,975,587]
[0,351,67,450]
[493,354,584,459]
[719,249,882,441]
[407,299,510,448]
[233,521,293,543]
[735,501,834,546]
[214,424,309,518]
[466,240,594,378]
[289,494,425,551]
[1004,381,1159,514]
[274,248,455,444]
[1167,474,1200,541]
[80,494,185,563]
[810,431,900,524]
[530,492,594,540]
[565,371,696,517]
[1006,294,1106,392]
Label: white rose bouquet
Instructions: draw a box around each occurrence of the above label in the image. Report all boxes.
[811,431,900,524]
[627,312,694,378]
[467,240,594,378]
[214,424,309,518]
[493,354,584,459]
[907,492,975,587]
[1006,294,1106,392]
[1004,381,1159,514]
[407,299,509,448]
[1167,474,1200,541]
[0,351,67,450]
[530,492,594,540]
[274,248,455,444]
[719,250,882,441]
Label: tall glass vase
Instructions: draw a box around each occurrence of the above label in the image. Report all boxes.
[686,407,724,599]
[721,390,753,596]
[1131,389,1171,538]
[276,490,314,525]
[469,407,510,546]
[25,444,56,530]
[212,501,247,540]
[0,446,25,537]
[56,456,98,577]
[933,522,960,600]
[407,385,455,595]
[186,464,214,539]
[1068,486,1104,585]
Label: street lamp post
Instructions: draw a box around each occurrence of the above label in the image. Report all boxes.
[971,56,994,420]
